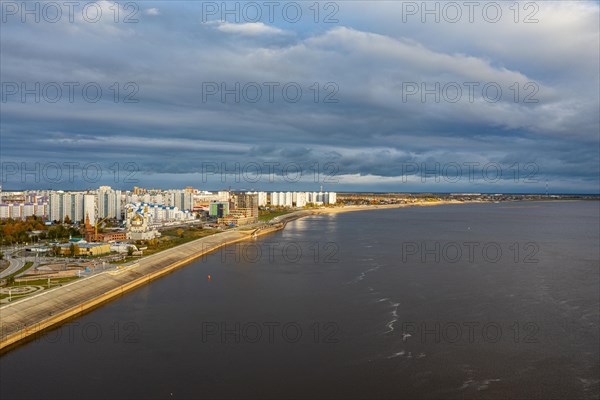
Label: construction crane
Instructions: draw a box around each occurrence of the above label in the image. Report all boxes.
[85,214,109,242]
[94,217,109,241]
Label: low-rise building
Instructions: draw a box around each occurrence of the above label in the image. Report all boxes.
[56,242,110,256]
[219,209,256,226]
[110,242,138,253]
[98,231,128,242]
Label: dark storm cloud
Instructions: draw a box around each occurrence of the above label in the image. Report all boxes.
[0,1,598,193]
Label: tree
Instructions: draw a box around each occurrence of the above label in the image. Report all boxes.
[64,215,72,225]
[48,225,69,239]
[127,246,134,257]
[69,243,77,257]
[177,229,184,238]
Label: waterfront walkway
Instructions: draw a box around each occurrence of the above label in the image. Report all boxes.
[0,228,262,350]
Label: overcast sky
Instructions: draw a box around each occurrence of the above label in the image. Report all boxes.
[1,1,598,193]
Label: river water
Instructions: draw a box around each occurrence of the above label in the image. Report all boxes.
[1,201,598,399]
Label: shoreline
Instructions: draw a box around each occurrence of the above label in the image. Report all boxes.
[0,200,467,352]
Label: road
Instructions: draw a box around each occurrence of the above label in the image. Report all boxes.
[0,248,28,279]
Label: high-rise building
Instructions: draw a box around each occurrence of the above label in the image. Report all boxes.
[218,191,230,202]
[284,192,293,207]
[48,191,86,222]
[326,192,337,204]
[231,193,259,222]
[83,194,96,224]
[48,191,65,222]
[209,201,229,218]
[0,192,48,220]
[246,191,267,207]
[97,186,122,220]
[270,192,279,206]
[271,192,292,207]
[295,192,307,207]
[234,193,258,216]
[172,190,194,211]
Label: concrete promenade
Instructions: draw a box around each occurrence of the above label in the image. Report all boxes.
[0,225,280,351]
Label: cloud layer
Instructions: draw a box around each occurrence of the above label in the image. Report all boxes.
[1,1,598,193]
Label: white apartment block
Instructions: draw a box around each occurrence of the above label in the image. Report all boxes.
[326,192,337,204]
[49,191,85,222]
[295,192,307,207]
[126,190,194,211]
[247,191,268,207]
[0,202,48,220]
[218,191,231,202]
[125,202,195,224]
[270,192,292,207]
[97,186,122,220]
[83,194,96,223]
[270,191,336,207]
[194,191,220,204]
[171,190,194,211]
[0,204,8,219]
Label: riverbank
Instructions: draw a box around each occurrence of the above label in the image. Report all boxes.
[0,201,464,352]
[271,200,465,225]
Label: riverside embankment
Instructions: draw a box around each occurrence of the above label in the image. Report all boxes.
[0,201,463,352]
[0,224,281,352]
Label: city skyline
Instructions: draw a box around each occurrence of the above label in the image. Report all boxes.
[1,184,596,195]
[0,185,341,221]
